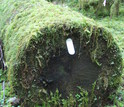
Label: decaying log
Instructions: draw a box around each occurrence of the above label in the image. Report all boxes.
[0,0,122,106]
[79,0,120,17]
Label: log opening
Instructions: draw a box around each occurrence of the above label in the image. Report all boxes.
[42,36,101,97]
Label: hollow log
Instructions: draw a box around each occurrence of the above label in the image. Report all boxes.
[0,0,123,106]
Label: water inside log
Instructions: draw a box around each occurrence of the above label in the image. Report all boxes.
[42,37,101,97]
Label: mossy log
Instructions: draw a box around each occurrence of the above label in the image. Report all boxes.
[80,0,120,17]
[0,0,123,106]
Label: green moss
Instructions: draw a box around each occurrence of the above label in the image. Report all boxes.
[110,0,120,17]
[75,0,120,17]
[0,0,123,106]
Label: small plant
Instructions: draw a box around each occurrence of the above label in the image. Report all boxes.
[41,87,89,107]
[62,94,76,107]
[42,89,61,107]
[0,70,12,107]
[90,81,96,104]
[106,86,124,107]
[75,86,89,107]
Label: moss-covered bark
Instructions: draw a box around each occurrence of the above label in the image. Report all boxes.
[110,0,120,17]
[79,0,120,17]
[0,0,123,106]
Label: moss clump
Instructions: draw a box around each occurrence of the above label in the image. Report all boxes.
[0,0,123,106]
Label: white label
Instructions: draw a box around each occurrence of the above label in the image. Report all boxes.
[66,38,75,55]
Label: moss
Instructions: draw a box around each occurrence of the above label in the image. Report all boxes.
[78,0,120,17]
[0,0,123,106]
[110,0,120,17]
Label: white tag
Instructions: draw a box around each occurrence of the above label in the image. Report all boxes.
[66,38,75,55]
[103,0,106,6]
